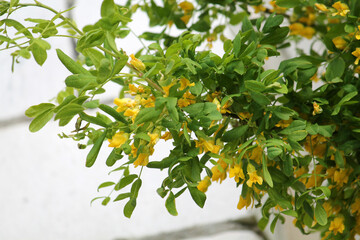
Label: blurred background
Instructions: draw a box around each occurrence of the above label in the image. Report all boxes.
[0,1,319,239]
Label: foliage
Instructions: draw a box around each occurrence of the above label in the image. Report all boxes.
[2,0,360,238]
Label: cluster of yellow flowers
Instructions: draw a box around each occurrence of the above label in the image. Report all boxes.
[179,1,194,25]
[195,139,264,211]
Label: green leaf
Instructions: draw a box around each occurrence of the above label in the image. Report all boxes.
[250,91,271,106]
[222,125,249,142]
[124,198,137,218]
[56,49,90,75]
[267,147,282,159]
[83,100,100,109]
[0,19,32,38]
[183,125,191,145]
[334,150,345,168]
[29,40,48,66]
[258,217,269,231]
[25,103,55,118]
[65,74,97,88]
[281,210,298,218]
[54,103,84,126]
[315,186,331,198]
[99,104,128,124]
[317,125,335,137]
[280,120,306,135]
[165,192,178,216]
[188,187,206,208]
[29,109,54,132]
[245,80,266,92]
[262,154,273,187]
[114,192,132,201]
[97,181,115,192]
[115,174,138,191]
[134,107,162,125]
[288,130,307,142]
[261,27,289,45]
[131,179,142,198]
[239,41,256,58]
[332,91,358,115]
[101,0,116,19]
[325,57,345,81]
[79,112,108,127]
[233,33,241,57]
[276,0,301,8]
[272,106,297,120]
[263,14,284,33]
[315,204,328,226]
[134,132,151,142]
[86,130,106,167]
[166,97,179,122]
[270,215,279,233]
[268,188,292,209]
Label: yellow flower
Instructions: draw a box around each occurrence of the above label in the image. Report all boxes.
[356,26,360,40]
[328,17,340,24]
[195,138,221,154]
[246,171,263,187]
[310,74,320,82]
[315,3,328,12]
[237,193,253,210]
[329,217,345,235]
[275,119,293,128]
[229,164,245,183]
[294,166,308,184]
[114,98,137,112]
[108,131,129,148]
[322,202,333,216]
[249,145,263,164]
[213,98,232,114]
[178,91,196,108]
[128,84,145,95]
[304,134,327,158]
[351,197,360,214]
[129,54,146,71]
[211,159,228,183]
[179,1,194,14]
[179,78,195,90]
[253,4,266,13]
[299,13,316,26]
[269,1,287,14]
[333,169,349,188]
[301,27,315,39]
[180,14,191,25]
[290,23,315,39]
[332,36,347,50]
[238,112,253,120]
[133,153,149,167]
[306,165,324,188]
[160,131,172,141]
[332,1,350,17]
[140,97,155,108]
[355,66,360,74]
[352,48,360,65]
[148,132,160,146]
[312,101,322,116]
[290,23,304,36]
[124,108,140,122]
[162,83,174,97]
[197,176,211,192]
[131,143,137,157]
